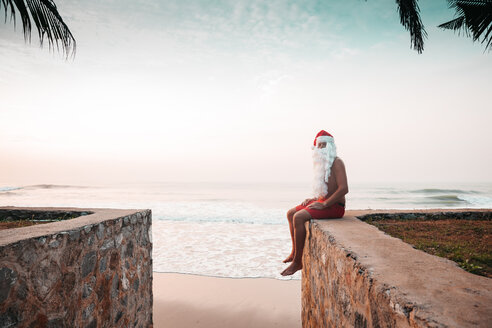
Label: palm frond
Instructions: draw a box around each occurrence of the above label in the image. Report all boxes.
[439,0,492,51]
[483,19,492,47]
[1,0,76,57]
[438,16,467,34]
[4,0,32,42]
[395,0,428,53]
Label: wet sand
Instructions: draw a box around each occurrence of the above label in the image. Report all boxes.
[153,272,301,328]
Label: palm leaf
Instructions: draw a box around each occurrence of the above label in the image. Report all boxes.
[1,0,76,57]
[438,16,467,33]
[395,0,428,53]
[439,0,492,51]
[2,0,32,42]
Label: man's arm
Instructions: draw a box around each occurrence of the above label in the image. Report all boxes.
[301,197,317,206]
[322,158,348,208]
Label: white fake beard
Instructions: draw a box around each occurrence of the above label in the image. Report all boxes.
[312,142,337,198]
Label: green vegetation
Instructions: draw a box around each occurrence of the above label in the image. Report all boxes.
[0,219,57,230]
[0,211,87,230]
[364,217,492,278]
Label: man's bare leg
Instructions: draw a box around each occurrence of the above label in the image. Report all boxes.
[283,207,297,263]
[281,210,311,276]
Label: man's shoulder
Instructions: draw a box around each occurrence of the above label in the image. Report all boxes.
[333,157,345,166]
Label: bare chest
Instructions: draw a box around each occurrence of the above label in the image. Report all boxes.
[326,175,338,197]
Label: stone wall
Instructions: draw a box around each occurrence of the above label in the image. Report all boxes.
[301,209,492,328]
[0,207,153,328]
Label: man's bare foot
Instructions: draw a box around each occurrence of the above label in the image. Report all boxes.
[283,254,294,263]
[281,261,302,276]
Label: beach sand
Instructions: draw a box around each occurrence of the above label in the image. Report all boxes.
[153,272,301,328]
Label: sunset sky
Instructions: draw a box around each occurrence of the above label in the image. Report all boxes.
[1,0,491,185]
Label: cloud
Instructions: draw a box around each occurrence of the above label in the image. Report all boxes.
[254,70,292,94]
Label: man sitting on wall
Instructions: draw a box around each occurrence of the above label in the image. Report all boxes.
[281,130,349,276]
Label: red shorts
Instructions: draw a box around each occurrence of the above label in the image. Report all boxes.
[295,199,345,219]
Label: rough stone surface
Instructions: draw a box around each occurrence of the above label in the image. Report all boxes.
[81,251,97,278]
[0,207,153,328]
[99,256,107,273]
[0,267,17,304]
[82,283,93,299]
[302,209,492,328]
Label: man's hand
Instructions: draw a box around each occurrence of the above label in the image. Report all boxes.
[307,202,325,210]
[301,198,315,206]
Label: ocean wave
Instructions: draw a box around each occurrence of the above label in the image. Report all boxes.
[155,216,284,225]
[457,194,492,207]
[426,195,465,202]
[23,184,90,190]
[0,186,22,192]
[152,201,285,225]
[416,194,492,207]
[410,188,478,195]
[374,197,405,200]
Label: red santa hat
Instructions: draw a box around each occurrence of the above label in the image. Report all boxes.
[313,130,334,147]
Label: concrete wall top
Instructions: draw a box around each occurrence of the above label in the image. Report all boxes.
[312,209,492,327]
[0,206,149,247]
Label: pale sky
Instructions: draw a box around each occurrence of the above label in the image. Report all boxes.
[1,0,491,185]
